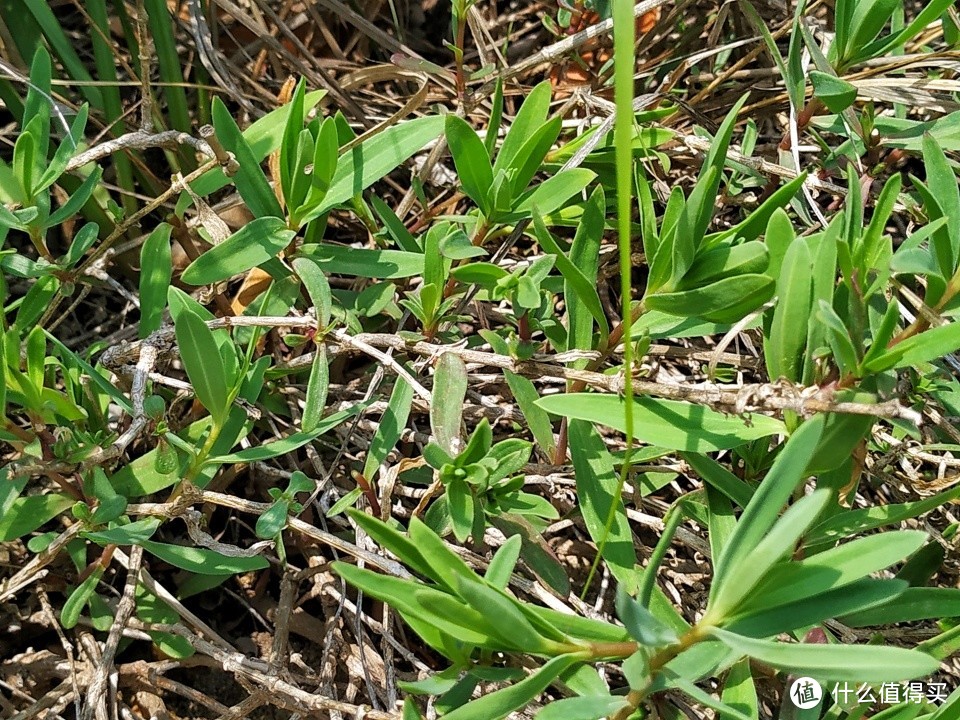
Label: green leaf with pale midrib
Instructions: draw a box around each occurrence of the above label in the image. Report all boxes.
[181,216,295,286]
[710,627,940,683]
[537,394,785,452]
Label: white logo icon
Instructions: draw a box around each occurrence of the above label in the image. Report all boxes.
[790,677,823,709]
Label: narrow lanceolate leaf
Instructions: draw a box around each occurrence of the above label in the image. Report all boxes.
[211,96,284,219]
[61,567,104,629]
[531,210,606,337]
[494,80,552,176]
[315,115,445,215]
[139,223,173,338]
[291,256,333,326]
[766,239,812,382]
[431,353,468,456]
[535,696,630,720]
[809,71,858,113]
[709,628,940,683]
[485,535,522,590]
[455,578,562,655]
[208,403,365,463]
[301,343,329,433]
[568,420,638,591]
[513,169,596,216]
[720,659,759,720]
[840,587,960,627]
[537,394,785,452]
[141,540,269,575]
[442,655,582,720]
[882,321,960,370]
[708,490,832,620]
[445,115,494,214]
[174,308,231,425]
[646,274,775,323]
[740,530,929,613]
[724,578,908,639]
[181,216,295,285]
[615,586,678,646]
[363,377,414,480]
[710,416,824,598]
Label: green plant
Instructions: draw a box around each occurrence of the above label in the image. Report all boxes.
[334,418,946,720]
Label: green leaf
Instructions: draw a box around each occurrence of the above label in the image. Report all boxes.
[809,71,858,113]
[535,696,630,720]
[174,307,231,425]
[681,453,754,509]
[858,0,956,62]
[181,216,295,285]
[664,669,753,720]
[256,500,290,539]
[709,416,824,600]
[486,535,522,589]
[315,115,445,215]
[447,477,475,543]
[508,115,562,196]
[403,697,425,720]
[279,79,307,211]
[408,517,478,592]
[494,81,552,177]
[512,169,596,217]
[742,530,929,612]
[720,659,758,720]
[455,577,562,654]
[305,118,339,209]
[35,104,89,192]
[538,394,785,452]
[677,242,769,290]
[291,256,332,326]
[688,94,749,243]
[709,490,832,620]
[881,322,960,371]
[0,494,73,542]
[647,274,775,323]
[189,91,326,198]
[446,115,494,214]
[725,578,908,638]
[208,403,365,462]
[568,420,638,591]
[806,485,960,543]
[297,244,423,279]
[363,377,414,480]
[83,518,162,546]
[442,655,581,720]
[431,352,468,456]
[344,509,444,583]
[371,194,420,252]
[615,585,679,646]
[140,540,269,575]
[817,300,860,375]
[502,371,556,459]
[709,627,940,682]
[839,585,960,626]
[62,221,100,268]
[13,118,38,200]
[61,568,104,629]
[302,344,329,433]
[484,79,504,158]
[139,223,173,337]
[766,238,812,382]
[211,96,284,218]
[531,209,606,337]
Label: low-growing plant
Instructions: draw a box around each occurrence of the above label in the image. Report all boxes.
[4,0,960,718]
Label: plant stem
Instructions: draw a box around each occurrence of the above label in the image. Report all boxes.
[580,0,637,597]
